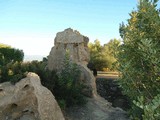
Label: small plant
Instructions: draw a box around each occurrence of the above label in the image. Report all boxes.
[58,99,66,110]
[55,50,86,107]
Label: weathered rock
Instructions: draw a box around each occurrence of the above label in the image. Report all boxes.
[78,64,97,97]
[48,28,90,71]
[47,28,97,97]
[0,73,64,120]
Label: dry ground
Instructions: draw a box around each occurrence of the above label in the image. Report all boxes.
[64,72,130,120]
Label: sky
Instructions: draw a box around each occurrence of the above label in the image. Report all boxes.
[0,0,159,56]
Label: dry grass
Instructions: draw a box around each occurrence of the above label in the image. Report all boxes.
[97,71,119,79]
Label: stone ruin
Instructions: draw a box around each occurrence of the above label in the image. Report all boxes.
[47,28,97,97]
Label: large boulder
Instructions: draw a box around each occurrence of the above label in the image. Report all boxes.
[47,28,97,97]
[0,73,64,120]
[48,28,90,71]
[78,64,97,97]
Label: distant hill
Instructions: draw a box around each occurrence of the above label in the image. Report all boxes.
[24,55,46,61]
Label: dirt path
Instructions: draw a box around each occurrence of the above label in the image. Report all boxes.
[96,75,118,79]
[64,73,130,120]
[96,72,119,79]
[65,95,129,120]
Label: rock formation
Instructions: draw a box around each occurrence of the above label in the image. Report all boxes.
[48,28,90,70]
[47,28,97,97]
[78,64,97,97]
[0,73,64,120]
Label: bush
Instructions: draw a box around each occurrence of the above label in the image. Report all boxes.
[0,60,47,84]
[54,51,86,108]
[0,52,86,109]
[118,0,160,119]
[0,44,24,65]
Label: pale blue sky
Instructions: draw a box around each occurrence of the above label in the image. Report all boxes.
[0,0,159,55]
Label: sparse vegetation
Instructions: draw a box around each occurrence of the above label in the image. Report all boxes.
[55,52,86,108]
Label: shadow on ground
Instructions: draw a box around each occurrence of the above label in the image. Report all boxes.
[96,76,131,111]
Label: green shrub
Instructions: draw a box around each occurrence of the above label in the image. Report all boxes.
[54,51,86,107]
[118,0,160,119]
[0,52,86,108]
[0,61,46,84]
[0,44,24,65]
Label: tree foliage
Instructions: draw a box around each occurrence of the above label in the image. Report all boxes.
[88,39,120,71]
[0,43,24,65]
[118,0,160,119]
[88,39,106,71]
[0,43,24,83]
